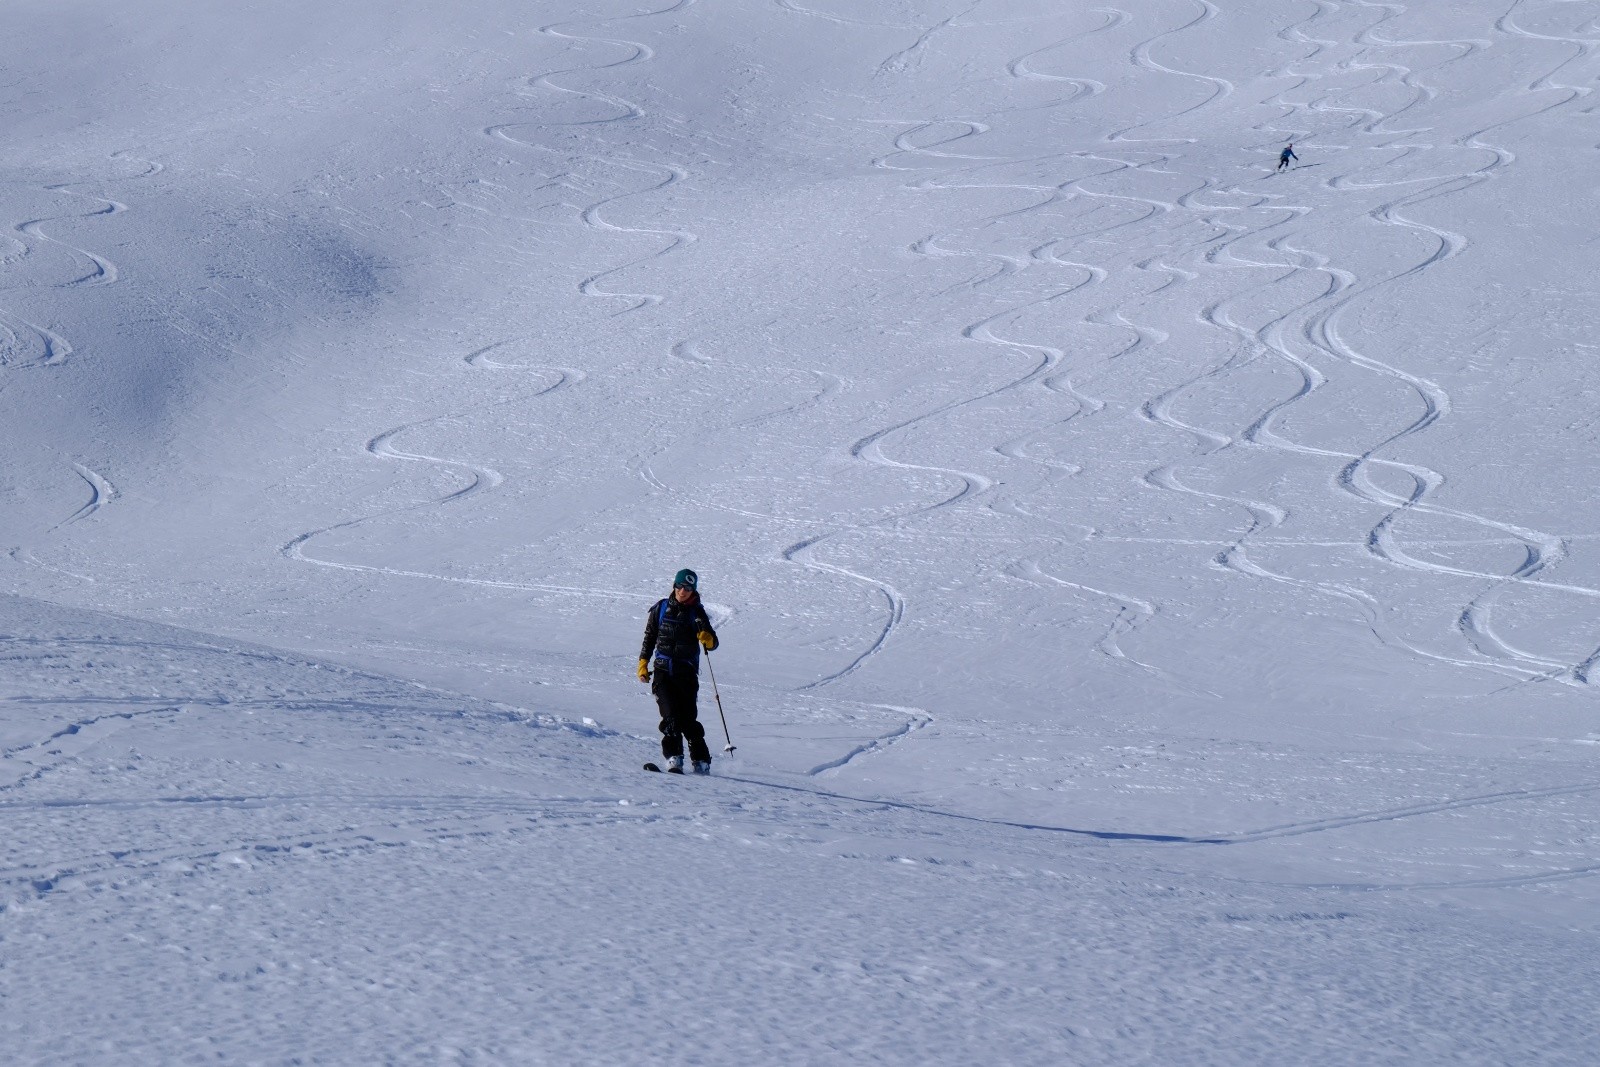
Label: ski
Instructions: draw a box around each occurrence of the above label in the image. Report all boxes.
[643,762,685,774]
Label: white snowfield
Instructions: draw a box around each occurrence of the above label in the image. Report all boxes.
[3,0,1600,1062]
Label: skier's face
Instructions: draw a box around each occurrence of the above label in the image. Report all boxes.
[673,585,694,603]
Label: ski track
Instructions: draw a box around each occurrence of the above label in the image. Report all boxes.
[9,0,1600,941]
[1088,2,1334,645]
[806,705,935,776]
[282,343,634,602]
[8,773,1595,915]
[786,119,1021,690]
[872,0,1600,694]
[293,1,696,604]
[1004,8,1121,107]
[876,3,981,77]
[1089,0,1600,689]
[0,153,160,372]
[1452,1,1600,679]
[571,157,695,315]
[1188,1,1501,677]
[0,313,72,371]
[423,0,1600,733]
[1009,559,1165,676]
[1005,4,1241,670]
[1135,177,1471,673]
[813,0,1263,689]
[626,340,842,524]
[797,6,1148,690]
[486,1,696,316]
[52,463,119,529]
[0,801,647,911]
[1109,0,1233,148]
[774,0,919,31]
[496,1,696,130]
[1498,0,1600,101]
[1001,3,1333,685]
[9,749,1600,906]
[1,706,188,791]
[1,154,157,571]
[0,633,508,710]
[782,120,995,689]
[5,617,1597,899]
[1294,3,1600,684]
[13,187,123,290]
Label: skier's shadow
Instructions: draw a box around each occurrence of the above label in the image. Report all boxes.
[719,773,1229,845]
[1262,162,1325,178]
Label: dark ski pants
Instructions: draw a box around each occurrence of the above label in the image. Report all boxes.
[652,667,710,763]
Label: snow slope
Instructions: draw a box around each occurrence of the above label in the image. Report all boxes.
[4,0,1600,1062]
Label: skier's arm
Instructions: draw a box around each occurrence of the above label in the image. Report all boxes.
[639,603,661,679]
[696,606,718,651]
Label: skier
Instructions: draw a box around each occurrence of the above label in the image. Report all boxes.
[638,568,719,774]
[1278,143,1298,171]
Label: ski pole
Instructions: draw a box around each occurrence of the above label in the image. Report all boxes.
[704,649,736,754]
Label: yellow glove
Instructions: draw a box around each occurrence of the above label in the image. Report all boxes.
[637,658,651,682]
[697,630,717,651]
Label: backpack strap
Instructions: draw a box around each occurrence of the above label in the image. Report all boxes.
[654,599,676,673]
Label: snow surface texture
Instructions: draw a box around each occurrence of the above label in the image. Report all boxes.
[4,0,1600,1062]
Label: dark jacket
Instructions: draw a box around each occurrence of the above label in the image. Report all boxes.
[641,592,718,673]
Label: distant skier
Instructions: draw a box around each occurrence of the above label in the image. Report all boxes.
[638,568,719,774]
[1278,143,1298,171]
